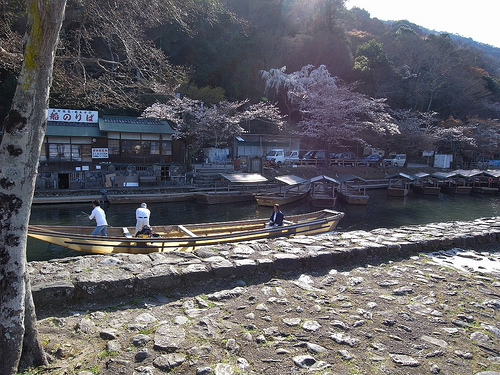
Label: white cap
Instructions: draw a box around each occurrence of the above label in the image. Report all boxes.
[141,203,147,208]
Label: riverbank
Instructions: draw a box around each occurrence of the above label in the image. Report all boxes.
[32,164,434,204]
[29,217,500,374]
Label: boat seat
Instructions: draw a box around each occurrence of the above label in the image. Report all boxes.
[178,225,196,237]
[122,227,133,238]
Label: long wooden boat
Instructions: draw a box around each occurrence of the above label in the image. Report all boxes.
[255,175,311,207]
[28,209,344,254]
[194,173,269,204]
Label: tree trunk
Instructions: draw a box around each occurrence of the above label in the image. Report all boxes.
[0,1,66,374]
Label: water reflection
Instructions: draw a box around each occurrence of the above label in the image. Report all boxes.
[28,190,500,261]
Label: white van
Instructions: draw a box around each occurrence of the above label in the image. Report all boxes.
[383,153,407,167]
[266,149,285,163]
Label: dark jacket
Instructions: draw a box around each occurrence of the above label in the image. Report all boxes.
[269,209,284,226]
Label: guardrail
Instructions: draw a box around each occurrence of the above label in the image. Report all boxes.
[296,159,379,167]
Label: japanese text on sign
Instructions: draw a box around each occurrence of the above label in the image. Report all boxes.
[48,108,98,123]
[92,148,109,159]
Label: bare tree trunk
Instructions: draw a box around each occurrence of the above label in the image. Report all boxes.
[0,1,66,374]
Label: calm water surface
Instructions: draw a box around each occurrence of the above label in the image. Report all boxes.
[28,189,500,261]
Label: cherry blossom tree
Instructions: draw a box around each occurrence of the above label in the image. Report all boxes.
[381,109,438,162]
[261,64,399,154]
[142,96,283,162]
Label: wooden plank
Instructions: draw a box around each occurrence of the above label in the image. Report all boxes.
[122,227,133,238]
[178,225,196,237]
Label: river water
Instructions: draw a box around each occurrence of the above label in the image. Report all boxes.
[27,189,500,261]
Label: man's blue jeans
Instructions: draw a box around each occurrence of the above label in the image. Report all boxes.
[92,225,107,236]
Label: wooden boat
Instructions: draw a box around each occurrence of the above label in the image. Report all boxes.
[337,175,369,205]
[309,175,339,207]
[433,170,476,195]
[255,175,311,206]
[386,173,414,197]
[28,209,344,254]
[194,173,268,204]
[411,172,441,195]
[472,170,500,194]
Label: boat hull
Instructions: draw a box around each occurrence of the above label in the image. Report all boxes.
[441,186,472,195]
[28,210,344,255]
[388,188,409,197]
[412,185,441,195]
[255,191,309,206]
[338,191,369,205]
[310,194,336,208]
[194,192,256,204]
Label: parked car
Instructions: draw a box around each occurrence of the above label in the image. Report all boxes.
[331,152,355,160]
[383,153,407,167]
[359,154,382,166]
[284,150,300,163]
[302,150,326,159]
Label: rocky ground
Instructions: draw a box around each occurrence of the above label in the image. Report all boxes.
[32,246,500,375]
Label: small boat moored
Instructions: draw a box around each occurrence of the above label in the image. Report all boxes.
[28,209,344,254]
[194,173,269,204]
[309,175,339,207]
[255,174,311,206]
[337,175,369,205]
[386,172,414,197]
[412,172,441,195]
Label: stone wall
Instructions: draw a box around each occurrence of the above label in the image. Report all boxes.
[29,217,500,309]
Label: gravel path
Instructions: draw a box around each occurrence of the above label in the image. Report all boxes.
[33,247,500,375]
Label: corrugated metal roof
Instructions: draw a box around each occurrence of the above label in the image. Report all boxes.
[310,175,340,184]
[46,121,104,137]
[275,174,309,185]
[99,116,176,134]
[220,173,268,183]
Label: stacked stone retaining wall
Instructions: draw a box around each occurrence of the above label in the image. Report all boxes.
[29,216,500,309]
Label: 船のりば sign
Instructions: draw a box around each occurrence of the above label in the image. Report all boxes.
[48,108,98,123]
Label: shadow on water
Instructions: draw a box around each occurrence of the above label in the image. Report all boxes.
[28,190,500,261]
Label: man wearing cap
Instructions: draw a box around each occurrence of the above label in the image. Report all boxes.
[135,203,151,236]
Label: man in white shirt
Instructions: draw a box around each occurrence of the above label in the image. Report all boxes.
[135,202,151,236]
[89,200,108,236]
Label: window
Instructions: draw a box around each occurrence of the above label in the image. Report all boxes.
[108,139,120,155]
[162,141,172,156]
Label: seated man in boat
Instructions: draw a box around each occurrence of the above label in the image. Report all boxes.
[266,204,284,227]
[135,202,151,236]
